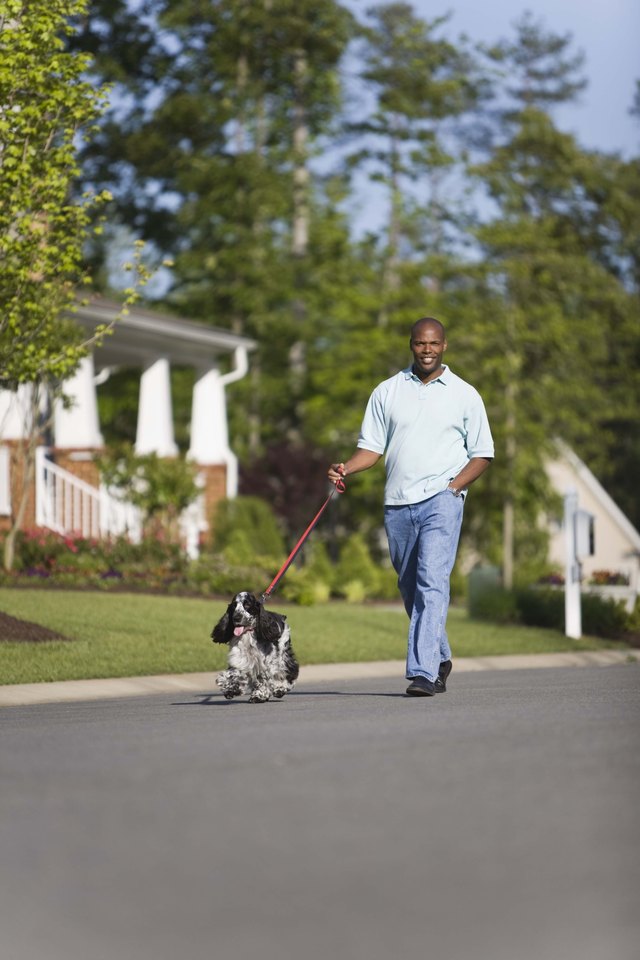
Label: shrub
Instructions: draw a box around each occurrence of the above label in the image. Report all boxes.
[334,533,380,599]
[302,541,336,589]
[341,579,368,604]
[280,567,332,605]
[222,528,257,566]
[467,564,503,619]
[516,587,630,639]
[581,593,629,639]
[2,528,191,590]
[515,588,564,630]
[470,587,519,624]
[624,598,640,647]
[374,565,400,601]
[537,571,565,586]
[450,564,467,604]
[96,446,200,543]
[588,570,630,586]
[211,496,286,558]
[188,553,274,597]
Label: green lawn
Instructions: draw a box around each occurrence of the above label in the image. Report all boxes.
[0,588,629,686]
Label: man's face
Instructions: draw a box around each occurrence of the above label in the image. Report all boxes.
[410,323,447,382]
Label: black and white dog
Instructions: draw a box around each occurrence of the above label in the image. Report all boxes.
[211,591,299,702]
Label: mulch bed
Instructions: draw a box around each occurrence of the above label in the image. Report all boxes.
[0,610,69,643]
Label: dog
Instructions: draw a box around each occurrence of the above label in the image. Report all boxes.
[211,591,299,702]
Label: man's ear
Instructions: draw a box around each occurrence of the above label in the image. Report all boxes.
[443,339,448,353]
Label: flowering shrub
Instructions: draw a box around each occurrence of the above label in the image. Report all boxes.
[5,529,189,586]
[537,571,565,586]
[588,570,630,586]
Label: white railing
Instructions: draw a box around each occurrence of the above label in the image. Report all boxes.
[34,447,205,557]
[35,447,143,543]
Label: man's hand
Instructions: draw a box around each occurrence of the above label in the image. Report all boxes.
[328,462,346,485]
[327,449,382,485]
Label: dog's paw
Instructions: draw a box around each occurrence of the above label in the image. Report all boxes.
[217,671,242,699]
[248,685,271,703]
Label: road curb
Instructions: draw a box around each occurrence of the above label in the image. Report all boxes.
[0,649,637,707]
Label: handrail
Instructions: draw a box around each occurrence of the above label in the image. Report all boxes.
[34,447,204,556]
[35,447,143,542]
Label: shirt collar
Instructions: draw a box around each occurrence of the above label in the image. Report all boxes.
[404,364,450,385]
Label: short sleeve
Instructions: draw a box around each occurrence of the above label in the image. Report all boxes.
[357,387,388,455]
[464,391,494,459]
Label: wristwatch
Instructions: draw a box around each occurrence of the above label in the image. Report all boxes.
[448,484,462,497]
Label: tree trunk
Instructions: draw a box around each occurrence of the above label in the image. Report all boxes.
[291,49,310,261]
[3,390,42,572]
[502,332,518,589]
[288,47,310,441]
[377,122,401,327]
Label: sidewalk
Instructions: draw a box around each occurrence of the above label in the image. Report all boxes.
[0,649,636,707]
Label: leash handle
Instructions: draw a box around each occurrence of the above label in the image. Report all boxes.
[261,478,346,601]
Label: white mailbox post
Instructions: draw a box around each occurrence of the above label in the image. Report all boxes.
[564,490,595,639]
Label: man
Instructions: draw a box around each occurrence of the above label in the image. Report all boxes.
[328,317,494,697]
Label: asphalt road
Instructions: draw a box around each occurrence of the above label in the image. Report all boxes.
[1,663,639,960]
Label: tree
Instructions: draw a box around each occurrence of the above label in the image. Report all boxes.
[468,15,637,582]
[96,445,200,543]
[0,0,110,387]
[567,91,640,528]
[77,0,355,452]
[0,1,148,570]
[347,2,486,323]
[487,10,586,116]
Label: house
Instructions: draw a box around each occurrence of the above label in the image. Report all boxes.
[0,297,255,555]
[545,441,640,611]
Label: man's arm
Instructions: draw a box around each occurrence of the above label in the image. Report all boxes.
[328,448,382,485]
[447,457,492,494]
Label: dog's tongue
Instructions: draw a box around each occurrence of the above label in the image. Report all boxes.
[233,626,245,637]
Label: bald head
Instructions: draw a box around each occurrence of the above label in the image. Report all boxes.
[410,317,446,340]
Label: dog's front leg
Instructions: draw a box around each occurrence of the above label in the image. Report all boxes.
[268,669,289,700]
[248,676,272,703]
[216,668,244,700]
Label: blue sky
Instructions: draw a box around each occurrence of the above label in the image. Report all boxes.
[349,0,639,158]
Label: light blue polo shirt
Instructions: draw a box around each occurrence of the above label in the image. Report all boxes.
[357,365,494,505]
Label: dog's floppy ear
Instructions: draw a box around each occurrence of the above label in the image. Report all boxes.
[257,605,285,645]
[211,603,233,644]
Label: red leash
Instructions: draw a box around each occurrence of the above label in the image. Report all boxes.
[261,478,346,601]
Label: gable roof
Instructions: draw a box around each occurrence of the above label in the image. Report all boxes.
[73,296,256,369]
[553,440,640,554]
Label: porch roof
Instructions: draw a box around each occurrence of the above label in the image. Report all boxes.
[74,296,256,369]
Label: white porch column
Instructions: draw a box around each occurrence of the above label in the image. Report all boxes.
[54,355,104,448]
[135,357,178,457]
[0,384,34,440]
[187,366,238,496]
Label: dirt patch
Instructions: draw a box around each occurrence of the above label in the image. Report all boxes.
[0,610,69,643]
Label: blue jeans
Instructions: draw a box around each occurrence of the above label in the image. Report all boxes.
[384,490,464,682]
